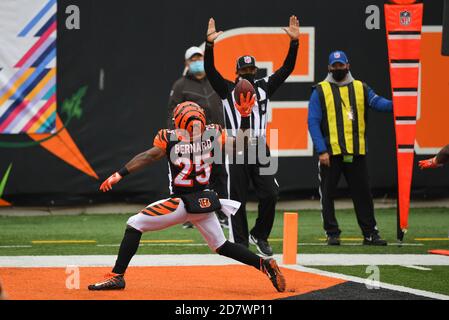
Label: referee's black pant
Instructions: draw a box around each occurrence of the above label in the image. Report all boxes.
[319,155,379,238]
[227,161,279,247]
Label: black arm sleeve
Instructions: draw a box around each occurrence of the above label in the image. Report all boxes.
[204,41,229,99]
[436,144,449,165]
[266,40,299,98]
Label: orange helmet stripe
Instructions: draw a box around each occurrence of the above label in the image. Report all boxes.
[174,107,202,129]
[173,101,206,133]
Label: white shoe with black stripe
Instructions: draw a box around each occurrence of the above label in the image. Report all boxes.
[249,234,273,257]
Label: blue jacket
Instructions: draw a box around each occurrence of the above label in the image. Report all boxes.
[308,81,392,154]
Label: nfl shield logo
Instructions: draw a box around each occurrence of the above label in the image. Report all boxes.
[244,56,252,63]
[400,11,411,26]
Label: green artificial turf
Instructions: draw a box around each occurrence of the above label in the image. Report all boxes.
[0,208,448,256]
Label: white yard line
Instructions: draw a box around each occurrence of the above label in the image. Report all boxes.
[0,245,32,248]
[0,254,448,268]
[0,254,234,268]
[297,243,424,246]
[294,254,449,266]
[282,265,449,300]
[401,265,432,271]
[96,244,208,247]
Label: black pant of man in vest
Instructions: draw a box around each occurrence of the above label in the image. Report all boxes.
[228,144,279,256]
[319,155,380,242]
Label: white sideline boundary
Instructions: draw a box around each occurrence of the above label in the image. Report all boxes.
[1,254,448,267]
[1,254,448,300]
[295,254,449,266]
[282,265,449,300]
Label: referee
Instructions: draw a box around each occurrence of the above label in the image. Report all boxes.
[204,16,300,256]
[308,50,392,246]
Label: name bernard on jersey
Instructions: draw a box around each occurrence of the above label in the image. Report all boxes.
[174,139,213,155]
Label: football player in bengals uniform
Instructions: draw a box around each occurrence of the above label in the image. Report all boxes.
[88,99,286,292]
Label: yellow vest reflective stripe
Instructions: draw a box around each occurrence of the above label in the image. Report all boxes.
[316,80,367,155]
[353,80,366,155]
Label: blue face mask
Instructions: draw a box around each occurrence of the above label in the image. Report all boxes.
[189,60,205,74]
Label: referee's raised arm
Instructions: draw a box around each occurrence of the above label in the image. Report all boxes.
[204,18,229,100]
[266,15,300,98]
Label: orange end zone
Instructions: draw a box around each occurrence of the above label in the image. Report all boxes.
[0,265,345,300]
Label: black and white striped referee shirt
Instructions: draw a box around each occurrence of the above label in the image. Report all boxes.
[204,39,299,138]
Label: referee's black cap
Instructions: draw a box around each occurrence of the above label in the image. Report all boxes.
[236,55,257,71]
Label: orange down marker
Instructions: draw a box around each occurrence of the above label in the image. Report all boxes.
[385,2,423,240]
[283,212,298,264]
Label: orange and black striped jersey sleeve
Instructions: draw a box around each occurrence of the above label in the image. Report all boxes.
[153,129,169,152]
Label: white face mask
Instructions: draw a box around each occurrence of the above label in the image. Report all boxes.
[189,60,205,74]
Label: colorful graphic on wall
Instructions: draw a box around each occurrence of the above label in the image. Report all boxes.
[0,86,97,206]
[0,86,98,172]
[0,163,12,206]
[0,0,98,206]
[0,0,57,134]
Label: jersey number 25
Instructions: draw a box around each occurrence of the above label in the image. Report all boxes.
[174,153,212,187]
